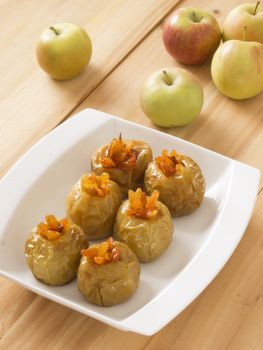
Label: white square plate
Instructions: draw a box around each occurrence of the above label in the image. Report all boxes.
[0,109,260,335]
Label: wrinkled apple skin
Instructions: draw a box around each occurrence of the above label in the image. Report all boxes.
[78,242,140,307]
[222,3,263,44]
[66,177,122,240]
[25,223,88,286]
[144,156,205,216]
[36,23,92,80]
[163,7,221,65]
[113,200,173,262]
[91,140,153,197]
[211,40,263,100]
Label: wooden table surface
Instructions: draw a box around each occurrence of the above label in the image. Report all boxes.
[0,0,262,349]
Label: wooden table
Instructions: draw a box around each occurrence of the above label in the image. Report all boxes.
[0,0,262,348]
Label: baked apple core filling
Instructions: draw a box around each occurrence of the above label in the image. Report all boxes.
[81,172,110,197]
[37,215,70,241]
[156,149,185,177]
[127,188,159,219]
[81,237,120,265]
[100,134,138,170]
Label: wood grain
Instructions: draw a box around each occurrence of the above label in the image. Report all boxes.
[0,0,180,178]
[1,0,263,349]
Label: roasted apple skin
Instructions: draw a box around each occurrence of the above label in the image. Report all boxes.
[77,242,140,306]
[91,140,153,197]
[25,223,87,286]
[144,156,205,216]
[66,178,122,239]
[113,201,173,262]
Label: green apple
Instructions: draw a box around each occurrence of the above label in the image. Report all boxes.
[211,39,263,100]
[140,68,204,127]
[36,23,92,80]
[222,2,263,44]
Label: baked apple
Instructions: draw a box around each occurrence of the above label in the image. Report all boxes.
[78,237,140,306]
[25,215,87,286]
[66,172,122,239]
[144,150,205,216]
[91,134,153,197]
[113,188,173,262]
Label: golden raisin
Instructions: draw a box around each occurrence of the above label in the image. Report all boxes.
[155,150,184,177]
[127,188,159,219]
[81,172,110,197]
[100,134,138,170]
[37,215,69,241]
[81,237,120,265]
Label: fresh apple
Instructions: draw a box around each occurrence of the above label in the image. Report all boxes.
[162,7,221,65]
[222,2,263,44]
[211,39,263,100]
[36,23,92,80]
[140,68,204,127]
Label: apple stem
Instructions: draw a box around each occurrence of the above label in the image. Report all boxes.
[192,11,197,22]
[162,70,173,86]
[49,26,59,35]
[253,1,260,15]
[243,26,247,41]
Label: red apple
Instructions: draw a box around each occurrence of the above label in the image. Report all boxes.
[162,7,221,65]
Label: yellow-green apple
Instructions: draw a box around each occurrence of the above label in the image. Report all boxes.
[162,7,221,65]
[211,39,263,100]
[140,68,204,127]
[36,23,92,80]
[222,2,263,43]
